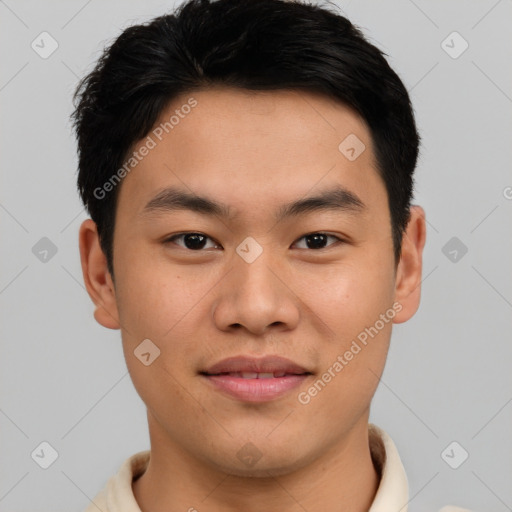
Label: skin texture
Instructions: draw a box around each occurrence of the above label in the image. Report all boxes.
[79,87,426,512]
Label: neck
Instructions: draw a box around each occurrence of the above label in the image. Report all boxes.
[133,413,380,512]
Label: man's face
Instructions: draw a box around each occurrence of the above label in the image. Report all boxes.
[94,88,412,475]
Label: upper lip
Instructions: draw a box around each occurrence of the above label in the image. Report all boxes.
[201,356,311,375]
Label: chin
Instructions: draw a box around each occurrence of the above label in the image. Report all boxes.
[204,444,314,479]
[217,460,307,479]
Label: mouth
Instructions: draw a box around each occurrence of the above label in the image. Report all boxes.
[200,355,313,402]
[201,355,311,375]
[201,371,309,378]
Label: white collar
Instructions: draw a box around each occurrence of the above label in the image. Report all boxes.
[367,423,408,511]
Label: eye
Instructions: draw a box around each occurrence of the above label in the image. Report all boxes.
[292,232,344,250]
[164,231,345,251]
[164,232,221,251]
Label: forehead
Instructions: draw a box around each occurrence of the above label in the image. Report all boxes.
[115,87,386,224]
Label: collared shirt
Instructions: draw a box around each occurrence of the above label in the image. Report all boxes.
[83,423,473,512]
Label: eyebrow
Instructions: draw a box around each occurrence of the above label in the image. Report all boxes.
[141,185,365,222]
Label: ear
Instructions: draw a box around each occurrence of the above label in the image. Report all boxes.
[393,205,427,324]
[78,219,120,330]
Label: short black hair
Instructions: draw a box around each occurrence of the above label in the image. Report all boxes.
[72,0,420,278]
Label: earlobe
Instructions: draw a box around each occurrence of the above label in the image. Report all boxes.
[393,205,427,324]
[78,219,121,330]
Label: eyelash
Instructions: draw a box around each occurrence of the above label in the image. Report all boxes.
[163,232,345,251]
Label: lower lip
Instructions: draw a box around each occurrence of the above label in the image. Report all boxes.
[201,374,310,402]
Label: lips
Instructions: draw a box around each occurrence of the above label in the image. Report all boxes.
[200,355,312,402]
[201,355,311,377]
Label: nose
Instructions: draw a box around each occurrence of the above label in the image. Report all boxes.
[211,247,300,336]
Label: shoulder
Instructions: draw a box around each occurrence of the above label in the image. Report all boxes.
[81,450,150,512]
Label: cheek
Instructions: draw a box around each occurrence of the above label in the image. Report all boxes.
[114,251,198,337]
[295,253,395,399]
[115,262,200,408]
[295,256,396,338]
[296,262,395,420]
[114,254,216,387]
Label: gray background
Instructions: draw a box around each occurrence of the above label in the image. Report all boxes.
[1,0,511,510]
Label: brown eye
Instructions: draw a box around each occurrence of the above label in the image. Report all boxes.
[165,233,220,250]
[293,233,342,250]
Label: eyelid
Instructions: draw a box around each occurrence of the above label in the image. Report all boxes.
[292,232,345,249]
[164,231,346,250]
[164,232,222,250]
